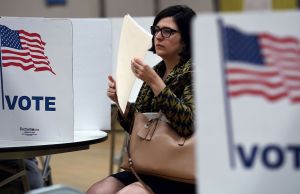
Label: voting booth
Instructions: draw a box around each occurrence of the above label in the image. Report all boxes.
[0,15,160,142]
[193,11,300,194]
[0,17,111,142]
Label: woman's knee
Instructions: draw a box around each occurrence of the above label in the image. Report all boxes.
[116,182,151,194]
[87,176,124,194]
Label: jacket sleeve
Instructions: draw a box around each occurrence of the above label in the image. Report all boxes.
[117,103,135,134]
[155,77,194,137]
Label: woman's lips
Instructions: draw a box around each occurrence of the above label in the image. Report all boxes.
[156,44,164,49]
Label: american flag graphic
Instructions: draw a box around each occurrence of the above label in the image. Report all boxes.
[223,26,300,103]
[0,25,55,74]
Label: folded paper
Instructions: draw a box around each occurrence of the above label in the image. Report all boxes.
[116,14,152,114]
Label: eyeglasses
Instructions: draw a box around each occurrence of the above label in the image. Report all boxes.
[150,26,179,38]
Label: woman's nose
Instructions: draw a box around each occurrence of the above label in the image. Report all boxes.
[155,31,164,39]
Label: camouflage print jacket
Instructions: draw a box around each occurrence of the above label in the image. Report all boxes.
[118,59,194,137]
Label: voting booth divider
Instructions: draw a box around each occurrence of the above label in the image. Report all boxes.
[0,18,74,141]
[193,11,300,194]
[0,17,115,142]
[0,16,159,143]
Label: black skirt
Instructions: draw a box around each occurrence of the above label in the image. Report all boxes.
[111,171,196,194]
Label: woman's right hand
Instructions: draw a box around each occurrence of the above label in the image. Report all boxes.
[107,75,118,103]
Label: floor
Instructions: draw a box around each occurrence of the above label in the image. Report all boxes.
[49,131,125,192]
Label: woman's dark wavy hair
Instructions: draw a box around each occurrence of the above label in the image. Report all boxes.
[149,5,196,63]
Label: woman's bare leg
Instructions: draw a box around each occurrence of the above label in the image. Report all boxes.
[86,176,125,194]
[116,182,153,194]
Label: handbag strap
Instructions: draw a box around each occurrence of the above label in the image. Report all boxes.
[126,134,155,194]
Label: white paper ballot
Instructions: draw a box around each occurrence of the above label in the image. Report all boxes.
[116,14,152,114]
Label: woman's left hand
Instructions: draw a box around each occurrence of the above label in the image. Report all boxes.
[131,57,166,96]
[131,58,157,84]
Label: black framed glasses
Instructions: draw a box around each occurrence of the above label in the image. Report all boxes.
[150,26,179,38]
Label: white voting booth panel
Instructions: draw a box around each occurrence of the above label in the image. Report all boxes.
[193,11,300,194]
[71,19,111,131]
[0,16,161,142]
[73,16,160,129]
[0,18,74,141]
[0,18,112,141]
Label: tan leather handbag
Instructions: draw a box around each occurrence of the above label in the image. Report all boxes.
[120,112,196,184]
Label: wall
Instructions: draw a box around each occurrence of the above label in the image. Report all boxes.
[0,0,100,17]
[0,0,213,18]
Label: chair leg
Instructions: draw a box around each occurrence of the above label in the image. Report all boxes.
[18,160,30,192]
[41,155,53,186]
[117,133,129,172]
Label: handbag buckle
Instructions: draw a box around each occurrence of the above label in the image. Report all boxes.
[144,119,155,129]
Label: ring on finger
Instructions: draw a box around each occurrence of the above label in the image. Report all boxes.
[132,67,137,73]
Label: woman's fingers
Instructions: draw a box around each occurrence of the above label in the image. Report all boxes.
[131,59,139,74]
[108,75,116,87]
[108,75,115,82]
[131,58,147,77]
[107,75,116,92]
[132,58,145,69]
[107,75,118,103]
[131,64,137,74]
